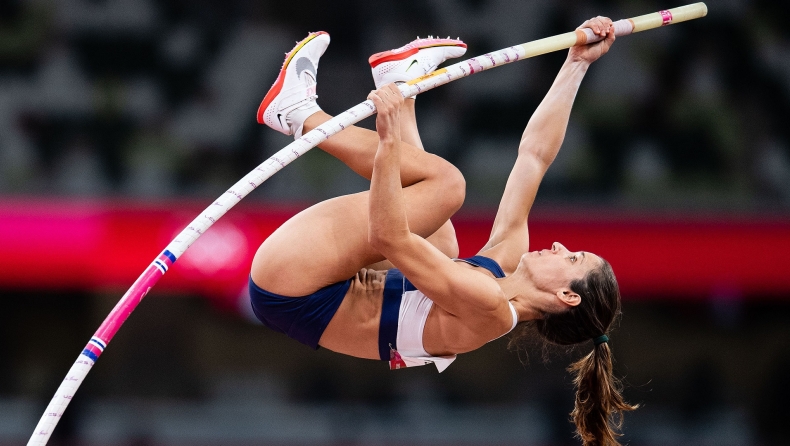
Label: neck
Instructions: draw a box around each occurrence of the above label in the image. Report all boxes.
[498,274,550,322]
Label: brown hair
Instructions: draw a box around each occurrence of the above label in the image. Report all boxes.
[511,258,637,445]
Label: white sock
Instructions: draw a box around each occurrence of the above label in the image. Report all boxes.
[289,100,322,139]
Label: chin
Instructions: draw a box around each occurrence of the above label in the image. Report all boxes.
[522,251,538,260]
[517,254,535,275]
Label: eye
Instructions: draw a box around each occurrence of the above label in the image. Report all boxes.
[570,255,577,263]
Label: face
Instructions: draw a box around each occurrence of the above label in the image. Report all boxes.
[517,242,602,309]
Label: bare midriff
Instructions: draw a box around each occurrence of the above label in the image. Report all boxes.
[318,261,507,360]
[318,268,388,359]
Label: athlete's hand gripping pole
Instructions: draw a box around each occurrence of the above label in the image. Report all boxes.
[27,3,707,444]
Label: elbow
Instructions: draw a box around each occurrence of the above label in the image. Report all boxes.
[516,147,553,171]
[367,229,386,252]
[368,227,401,255]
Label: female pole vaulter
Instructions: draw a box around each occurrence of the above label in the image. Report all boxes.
[251,16,636,445]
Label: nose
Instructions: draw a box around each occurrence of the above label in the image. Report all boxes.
[551,242,567,253]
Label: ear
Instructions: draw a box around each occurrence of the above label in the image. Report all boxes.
[556,289,581,307]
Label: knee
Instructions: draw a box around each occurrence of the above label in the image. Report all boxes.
[438,161,466,213]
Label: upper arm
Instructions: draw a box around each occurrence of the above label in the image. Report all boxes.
[380,232,504,316]
[479,150,548,263]
[480,59,589,266]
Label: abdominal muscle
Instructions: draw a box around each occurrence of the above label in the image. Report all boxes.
[318,262,506,360]
[318,268,388,359]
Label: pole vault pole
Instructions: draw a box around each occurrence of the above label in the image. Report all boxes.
[28,3,707,444]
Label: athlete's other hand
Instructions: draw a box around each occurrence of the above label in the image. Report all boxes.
[568,16,615,65]
[368,83,403,144]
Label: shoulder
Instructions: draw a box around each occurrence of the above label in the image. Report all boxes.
[445,260,508,313]
[475,238,527,276]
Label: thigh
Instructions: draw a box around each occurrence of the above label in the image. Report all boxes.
[251,174,463,296]
[365,220,459,270]
[305,111,437,186]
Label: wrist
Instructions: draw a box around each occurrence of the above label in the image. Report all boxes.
[378,135,399,149]
[564,56,591,70]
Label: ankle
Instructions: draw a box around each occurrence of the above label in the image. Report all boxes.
[290,102,323,138]
[301,110,331,135]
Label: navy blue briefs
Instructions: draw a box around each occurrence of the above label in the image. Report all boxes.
[251,255,505,356]
[249,277,352,350]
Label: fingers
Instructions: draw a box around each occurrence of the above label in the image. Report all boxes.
[368,83,404,114]
[605,26,616,45]
[369,84,403,141]
[597,26,616,56]
[578,15,613,38]
[381,83,404,107]
[367,90,383,108]
[568,15,616,64]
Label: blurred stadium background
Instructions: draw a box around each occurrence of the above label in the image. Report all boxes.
[1,0,790,444]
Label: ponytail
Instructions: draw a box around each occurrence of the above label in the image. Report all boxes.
[568,341,637,446]
[510,258,637,445]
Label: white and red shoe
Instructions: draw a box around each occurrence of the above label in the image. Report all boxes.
[369,37,467,89]
[257,31,329,137]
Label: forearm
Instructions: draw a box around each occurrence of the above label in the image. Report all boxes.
[519,58,589,165]
[368,137,411,251]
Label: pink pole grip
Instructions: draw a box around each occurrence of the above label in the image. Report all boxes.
[94,263,164,343]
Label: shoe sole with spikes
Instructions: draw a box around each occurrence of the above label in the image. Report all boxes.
[369,37,467,89]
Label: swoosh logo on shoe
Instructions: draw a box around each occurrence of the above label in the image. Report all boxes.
[405,60,419,72]
[296,57,317,78]
[277,113,285,129]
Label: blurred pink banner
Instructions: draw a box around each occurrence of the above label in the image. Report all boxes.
[1,198,787,308]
